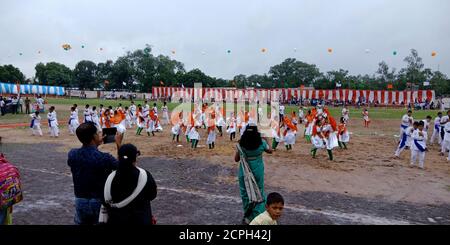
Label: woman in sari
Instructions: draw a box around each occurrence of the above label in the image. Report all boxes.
[234,125,273,224]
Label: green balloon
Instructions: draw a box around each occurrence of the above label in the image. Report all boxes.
[81,45,85,48]
[393,51,397,55]
[19,53,23,56]
[227,50,231,53]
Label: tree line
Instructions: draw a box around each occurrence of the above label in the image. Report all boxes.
[0,45,449,96]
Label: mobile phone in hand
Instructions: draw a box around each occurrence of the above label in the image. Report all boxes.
[102,128,117,144]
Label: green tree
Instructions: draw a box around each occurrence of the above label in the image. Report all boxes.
[398,49,426,88]
[34,62,73,86]
[73,60,98,90]
[0,65,26,83]
[269,58,321,88]
[376,61,396,83]
[96,60,114,90]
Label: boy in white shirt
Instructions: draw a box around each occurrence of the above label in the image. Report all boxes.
[395,121,418,158]
[411,121,428,169]
[47,106,59,138]
[400,110,413,138]
[250,192,284,225]
[83,104,92,123]
[68,106,80,135]
[30,111,43,136]
[430,112,442,146]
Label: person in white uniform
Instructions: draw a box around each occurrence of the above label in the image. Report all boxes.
[30,111,43,136]
[430,112,442,146]
[47,106,59,138]
[411,121,428,169]
[68,106,80,135]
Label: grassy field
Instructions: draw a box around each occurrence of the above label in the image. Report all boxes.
[0,97,439,125]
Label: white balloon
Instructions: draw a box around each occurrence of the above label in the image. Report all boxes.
[294,48,297,52]
[365,49,370,53]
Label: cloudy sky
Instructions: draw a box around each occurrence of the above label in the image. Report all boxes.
[1,0,449,80]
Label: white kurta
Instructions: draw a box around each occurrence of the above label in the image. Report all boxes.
[188,127,200,140]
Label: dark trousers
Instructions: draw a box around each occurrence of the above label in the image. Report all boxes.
[74,198,101,225]
[25,105,30,114]
[0,107,5,116]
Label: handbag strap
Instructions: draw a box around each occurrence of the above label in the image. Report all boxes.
[104,167,147,209]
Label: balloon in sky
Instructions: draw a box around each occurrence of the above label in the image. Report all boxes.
[19,53,23,56]
[393,51,398,56]
[100,48,103,51]
[81,45,85,48]
[327,48,333,53]
[201,51,206,55]
[62,44,72,51]
[365,49,370,53]
[227,50,231,54]
[431,51,437,57]
[38,51,41,54]
[261,48,267,53]
[293,48,297,52]
[171,50,176,54]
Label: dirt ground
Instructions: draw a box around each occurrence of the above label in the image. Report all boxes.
[1,104,450,224]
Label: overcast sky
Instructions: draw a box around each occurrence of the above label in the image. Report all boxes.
[1,0,449,80]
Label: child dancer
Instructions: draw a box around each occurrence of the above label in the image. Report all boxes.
[338,117,349,149]
[363,108,370,128]
[342,106,350,123]
[91,106,100,129]
[125,106,132,129]
[68,106,80,135]
[311,119,326,159]
[111,109,127,135]
[283,117,297,151]
[411,121,428,169]
[47,106,59,138]
[171,112,183,142]
[189,126,200,149]
[430,112,443,146]
[271,116,282,150]
[83,104,92,123]
[304,110,315,143]
[130,101,137,126]
[30,111,43,136]
[227,112,237,141]
[147,109,157,136]
[206,116,216,149]
[136,105,145,135]
[101,109,112,129]
[162,101,169,125]
[395,121,418,158]
[298,106,304,124]
[215,107,226,137]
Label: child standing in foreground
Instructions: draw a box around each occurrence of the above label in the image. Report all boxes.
[250,192,284,225]
[411,121,428,169]
[30,111,43,136]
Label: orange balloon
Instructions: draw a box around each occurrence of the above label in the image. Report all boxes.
[261,48,267,53]
[171,50,176,54]
[432,51,437,57]
[328,48,333,53]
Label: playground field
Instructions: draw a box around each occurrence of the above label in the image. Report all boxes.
[0,98,449,225]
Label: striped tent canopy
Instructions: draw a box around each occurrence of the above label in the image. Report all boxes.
[152,87,436,105]
[0,82,65,96]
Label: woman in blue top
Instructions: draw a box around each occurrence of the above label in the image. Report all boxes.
[234,124,273,224]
